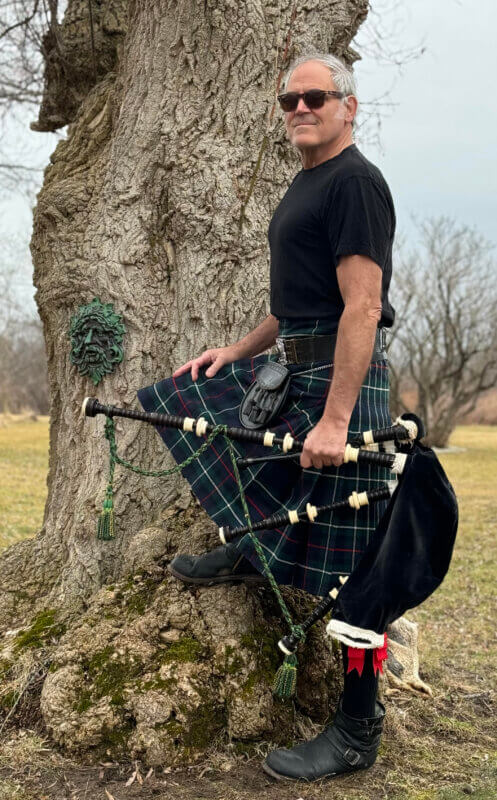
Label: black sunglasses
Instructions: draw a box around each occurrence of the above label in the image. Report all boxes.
[277,89,345,112]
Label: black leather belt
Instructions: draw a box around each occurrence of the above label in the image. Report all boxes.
[275,328,387,365]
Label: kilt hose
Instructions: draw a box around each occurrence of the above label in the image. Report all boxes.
[137,318,392,599]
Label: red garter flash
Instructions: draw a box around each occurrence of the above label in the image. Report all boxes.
[373,633,388,675]
[346,646,366,676]
[346,633,388,677]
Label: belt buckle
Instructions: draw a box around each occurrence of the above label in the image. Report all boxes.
[275,337,288,365]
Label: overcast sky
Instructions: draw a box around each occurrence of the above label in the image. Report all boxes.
[353,0,496,249]
[1,0,495,311]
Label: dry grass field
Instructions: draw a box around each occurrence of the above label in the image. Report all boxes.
[0,415,49,552]
[0,417,496,799]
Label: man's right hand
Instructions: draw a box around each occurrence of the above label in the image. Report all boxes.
[172,345,240,382]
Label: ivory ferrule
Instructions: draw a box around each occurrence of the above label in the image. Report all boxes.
[363,429,374,445]
[343,444,359,463]
[263,431,275,447]
[195,417,208,437]
[392,452,408,474]
[278,639,293,656]
[219,527,227,545]
[348,490,369,510]
[282,433,294,453]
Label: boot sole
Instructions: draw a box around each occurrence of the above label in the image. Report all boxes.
[262,762,337,781]
[262,761,372,782]
[167,564,267,585]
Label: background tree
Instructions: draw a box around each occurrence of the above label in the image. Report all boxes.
[0,0,56,194]
[0,318,48,413]
[0,0,127,197]
[387,216,497,447]
[0,234,48,413]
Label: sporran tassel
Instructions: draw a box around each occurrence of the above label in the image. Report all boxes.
[273,652,298,699]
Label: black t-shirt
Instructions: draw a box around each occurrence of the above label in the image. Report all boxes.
[268,144,396,328]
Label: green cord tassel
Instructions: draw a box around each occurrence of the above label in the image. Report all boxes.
[97,417,117,541]
[273,653,298,699]
[97,488,115,540]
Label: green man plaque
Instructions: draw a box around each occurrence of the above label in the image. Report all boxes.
[69,297,126,386]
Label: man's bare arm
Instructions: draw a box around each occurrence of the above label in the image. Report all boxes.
[300,255,382,469]
[322,255,383,424]
[231,313,279,359]
[173,313,279,380]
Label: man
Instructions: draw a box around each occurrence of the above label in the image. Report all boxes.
[137,52,395,781]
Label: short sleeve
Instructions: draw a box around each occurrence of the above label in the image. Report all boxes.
[324,175,394,270]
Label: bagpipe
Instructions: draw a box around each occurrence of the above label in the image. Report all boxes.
[83,397,458,698]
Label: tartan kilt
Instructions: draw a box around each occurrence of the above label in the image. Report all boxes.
[136,318,392,598]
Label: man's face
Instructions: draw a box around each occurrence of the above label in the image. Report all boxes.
[283,61,354,152]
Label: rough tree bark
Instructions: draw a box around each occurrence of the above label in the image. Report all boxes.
[1,0,369,634]
[0,0,426,764]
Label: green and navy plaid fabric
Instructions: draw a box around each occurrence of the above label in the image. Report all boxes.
[137,318,392,598]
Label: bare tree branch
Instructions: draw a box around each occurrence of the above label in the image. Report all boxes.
[0,161,42,170]
[389,217,497,446]
[352,0,426,150]
[0,0,39,40]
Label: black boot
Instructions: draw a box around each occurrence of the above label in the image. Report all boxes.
[263,696,385,782]
[168,543,266,585]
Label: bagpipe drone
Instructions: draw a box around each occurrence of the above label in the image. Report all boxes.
[83,397,458,698]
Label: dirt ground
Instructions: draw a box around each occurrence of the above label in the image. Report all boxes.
[0,697,495,800]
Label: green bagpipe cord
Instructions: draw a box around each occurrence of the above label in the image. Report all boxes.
[97,416,306,698]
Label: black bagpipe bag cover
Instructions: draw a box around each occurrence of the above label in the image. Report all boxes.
[332,442,458,635]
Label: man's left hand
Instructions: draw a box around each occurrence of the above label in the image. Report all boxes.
[300,417,349,470]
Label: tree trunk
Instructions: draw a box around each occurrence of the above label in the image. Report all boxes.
[3,0,421,762]
[2,0,368,621]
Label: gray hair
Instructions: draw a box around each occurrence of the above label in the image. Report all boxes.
[282,52,358,127]
[282,52,357,96]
